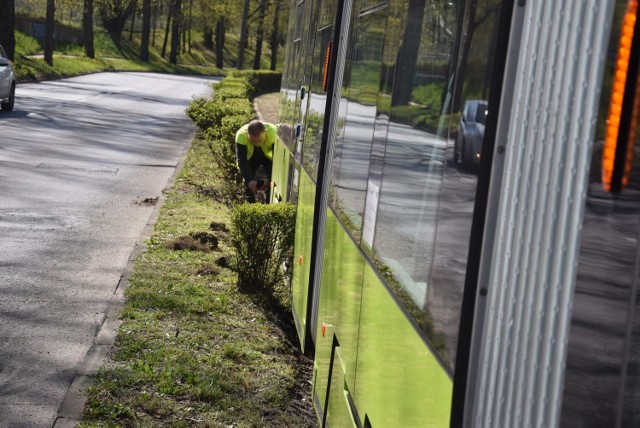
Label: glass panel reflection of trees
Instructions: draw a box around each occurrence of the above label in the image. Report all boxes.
[329,0,504,370]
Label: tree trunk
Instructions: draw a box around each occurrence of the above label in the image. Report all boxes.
[269,0,281,71]
[253,0,268,70]
[0,0,16,60]
[391,0,426,107]
[215,17,225,69]
[129,0,138,42]
[152,0,157,46]
[141,0,151,61]
[237,0,250,69]
[169,0,183,64]
[44,0,56,66]
[451,0,477,112]
[83,0,95,58]
[99,0,138,46]
[204,26,213,50]
[161,0,173,58]
[188,0,192,54]
[442,0,466,108]
[182,6,186,54]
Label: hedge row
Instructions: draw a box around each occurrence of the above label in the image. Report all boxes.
[186,71,280,204]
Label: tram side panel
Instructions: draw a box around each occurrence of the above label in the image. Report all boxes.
[313,209,365,423]
[291,171,315,348]
[277,0,508,425]
[311,0,457,425]
[279,0,324,351]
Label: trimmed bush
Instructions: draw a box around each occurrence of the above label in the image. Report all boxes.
[229,70,282,93]
[186,97,253,132]
[230,203,296,293]
[213,77,254,100]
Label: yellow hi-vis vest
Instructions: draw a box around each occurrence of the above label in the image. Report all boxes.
[235,122,277,161]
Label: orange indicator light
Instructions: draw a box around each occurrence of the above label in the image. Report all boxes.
[603,0,639,192]
[322,42,332,92]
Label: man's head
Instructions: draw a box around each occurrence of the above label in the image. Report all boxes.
[247,120,266,147]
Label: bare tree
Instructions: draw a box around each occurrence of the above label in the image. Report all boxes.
[391,0,425,107]
[187,0,192,54]
[98,0,138,46]
[0,0,16,60]
[451,0,501,110]
[161,0,173,57]
[44,0,56,66]
[83,0,95,58]
[252,0,268,70]
[237,0,250,69]
[141,0,151,61]
[169,0,183,64]
[269,0,281,71]
[129,0,138,42]
[215,17,225,68]
[152,0,158,46]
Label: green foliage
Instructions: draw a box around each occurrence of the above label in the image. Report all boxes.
[411,83,445,109]
[214,76,255,99]
[186,76,258,204]
[12,28,224,82]
[390,104,460,137]
[14,32,41,56]
[186,97,249,131]
[231,203,296,293]
[230,70,282,93]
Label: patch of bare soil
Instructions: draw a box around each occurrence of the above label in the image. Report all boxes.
[165,236,211,252]
[286,352,317,425]
[260,299,318,427]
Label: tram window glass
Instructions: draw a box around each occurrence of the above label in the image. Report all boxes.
[300,1,337,180]
[280,1,308,148]
[561,1,640,425]
[360,0,503,369]
[329,5,388,242]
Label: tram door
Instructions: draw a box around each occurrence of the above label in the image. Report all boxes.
[285,0,324,350]
[288,0,349,351]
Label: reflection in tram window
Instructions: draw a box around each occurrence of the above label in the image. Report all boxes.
[330,8,387,241]
[298,0,338,181]
[326,0,505,369]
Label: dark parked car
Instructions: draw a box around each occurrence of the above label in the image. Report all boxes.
[0,44,15,112]
[454,100,487,170]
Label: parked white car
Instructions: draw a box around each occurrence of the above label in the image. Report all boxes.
[0,44,15,112]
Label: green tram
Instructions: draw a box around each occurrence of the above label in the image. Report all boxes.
[269,0,640,426]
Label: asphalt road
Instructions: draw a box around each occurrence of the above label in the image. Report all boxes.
[0,72,218,427]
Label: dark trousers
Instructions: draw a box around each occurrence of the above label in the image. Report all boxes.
[245,157,272,203]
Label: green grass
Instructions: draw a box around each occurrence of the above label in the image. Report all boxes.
[80,136,315,427]
[11,26,248,81]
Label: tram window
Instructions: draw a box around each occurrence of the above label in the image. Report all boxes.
[327,0,505,369]
[561,1,640,425]
[329,6,387,240]
[297,0,338,181]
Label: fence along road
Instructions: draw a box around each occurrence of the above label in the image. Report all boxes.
[0,72,218,427]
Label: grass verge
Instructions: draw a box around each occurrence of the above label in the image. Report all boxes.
[79,132,316,427]
[13,29,225,82]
